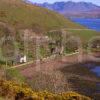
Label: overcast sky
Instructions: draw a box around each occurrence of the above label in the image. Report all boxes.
[28,0,100,6]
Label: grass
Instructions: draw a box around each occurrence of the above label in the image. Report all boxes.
[6,68,25,83]
[68,30,100,43]
[0,97,4,100]
[0,0,99,42]
[0,0,99,68]
[0,0,87,64]
[0,0,85,33]
[0,0,99,48]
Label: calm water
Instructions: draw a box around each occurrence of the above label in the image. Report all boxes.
[84,63,100,77]
[70,18,100,76]
[70,18,100,31]
[91,66,100,77]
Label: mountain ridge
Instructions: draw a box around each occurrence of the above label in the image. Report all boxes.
[34,1,100,18]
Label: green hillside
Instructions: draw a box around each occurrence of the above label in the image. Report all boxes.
[0,0,87,62]
[0,0,85,33]
[0,0,99,39]
[68,30,100,43]
[0,0,99,62]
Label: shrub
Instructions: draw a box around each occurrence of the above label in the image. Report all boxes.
[0,79,92,100]
[28,70,67,93]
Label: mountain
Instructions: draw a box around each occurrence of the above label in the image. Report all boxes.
[38,1,100,18]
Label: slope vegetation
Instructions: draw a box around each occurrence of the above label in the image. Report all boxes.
[0,0,85,34]
[0,79,92,100]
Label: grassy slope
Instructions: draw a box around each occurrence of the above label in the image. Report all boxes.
[0,0,99,41]
[0,0,99,63]
[0,0,86,62]
[0,0,85,33]
[68,30,100,43]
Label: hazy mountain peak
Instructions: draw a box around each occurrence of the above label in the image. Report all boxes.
[38,1,100,18]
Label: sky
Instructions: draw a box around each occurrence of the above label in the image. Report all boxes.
[28,0,100,6]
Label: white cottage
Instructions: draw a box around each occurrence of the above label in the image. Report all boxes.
[20,55,27,63]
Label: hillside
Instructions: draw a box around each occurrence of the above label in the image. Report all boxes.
[0,0,99,42]
[0,0,85,34]
[37,1,100,18]
[0,1,100,99]
[0,0,99,62]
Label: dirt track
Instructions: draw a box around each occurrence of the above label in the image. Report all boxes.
[16,53,98,80]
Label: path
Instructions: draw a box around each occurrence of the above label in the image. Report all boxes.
[16,53,92,79]
[6,51,99,83]
[7,52,79,69]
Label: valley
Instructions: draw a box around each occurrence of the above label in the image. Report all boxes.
[0,0,100,100]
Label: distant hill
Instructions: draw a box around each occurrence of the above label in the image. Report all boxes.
[37,1,100,18]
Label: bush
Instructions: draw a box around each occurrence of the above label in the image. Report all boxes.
[0,79,92,100]
[0,80,91,100]
[28,71,67,93]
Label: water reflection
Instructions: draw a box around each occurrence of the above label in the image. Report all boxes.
[91,67,100,77]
